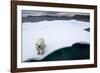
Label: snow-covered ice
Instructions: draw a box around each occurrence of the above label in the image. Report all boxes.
[22,20,90,61]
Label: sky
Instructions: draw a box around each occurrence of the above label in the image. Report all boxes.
[22,10,90,17]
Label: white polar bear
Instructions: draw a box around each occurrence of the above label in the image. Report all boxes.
[35,38,46,55]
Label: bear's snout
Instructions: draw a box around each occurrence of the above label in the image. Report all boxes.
[38,45,41,48]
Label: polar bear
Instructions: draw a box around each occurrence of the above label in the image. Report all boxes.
[35,38,46,55]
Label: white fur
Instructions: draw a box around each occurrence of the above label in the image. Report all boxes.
[35,38,46,55]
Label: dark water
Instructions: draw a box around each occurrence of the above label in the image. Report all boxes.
[84,28,90,32]
[24,43,90,62]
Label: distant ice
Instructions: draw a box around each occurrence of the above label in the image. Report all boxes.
[22,20,90,61]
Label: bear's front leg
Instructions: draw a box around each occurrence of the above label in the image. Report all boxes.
[41,48,44,55]
[37,48,41,55]
[38,51,41,55]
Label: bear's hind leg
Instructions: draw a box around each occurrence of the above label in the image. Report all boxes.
[41,48,44,55]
